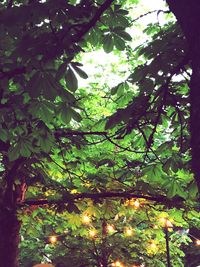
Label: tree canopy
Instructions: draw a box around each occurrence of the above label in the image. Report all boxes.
[0,0,200,266]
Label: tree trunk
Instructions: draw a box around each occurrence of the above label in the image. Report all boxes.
[0,206,21,267]
[190,38,200,195]
[166,0,200,194]
[0,158,25,267]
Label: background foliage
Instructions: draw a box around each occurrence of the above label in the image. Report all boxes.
[0,0,200,266]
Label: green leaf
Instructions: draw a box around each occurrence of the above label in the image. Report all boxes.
[188,181,198,199]
[8,144,20,161]
[27,71,42,98]
[71,109,82,122]
[37,131,54,153]
[61,89,76,103]
[0,127,7,142]
[66,213,82,229]
[103,34,114,53]
[117,83,125,95]
[143,164,163,182]
[20,142,32,157]
[39,103,54,124]
[163,157,182,173]
[162,159,172,174]
[128,67,146,83]
[71,64,88,79]
[157,141,173,154]
[136,181,156,194]
[56,61,68,81]
[60,107,72,124]
[116,9,129,15]
[32,209,39,218]
[42,73,58,101]
[27,72,58,100]
[111,85,118,95]
[111,81,129,96]
[65,67,78,92]
[115,15,129,27]
[115,30,132,41]
[167,180,187,199]
[171,159,180,173]
[167,180,177,199]
[87,28,100,46]
[114,36,125,50]
[29,101,54,124]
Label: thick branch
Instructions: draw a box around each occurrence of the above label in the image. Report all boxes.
[73,0,114,42]
[3,158,25,208]
[21,191,184,208]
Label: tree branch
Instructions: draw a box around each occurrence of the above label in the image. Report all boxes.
[54,130,147,154]
[104,134,147,154]
[55,130,108,138]
[7,0,13,8]
[3,158,25,208]
[147,86,168,148]
[137,124,164,164]
[21,191,184,208]
[131,9,170,23]
[73,0,114,43]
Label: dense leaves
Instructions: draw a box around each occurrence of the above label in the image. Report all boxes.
[0,0,200,266]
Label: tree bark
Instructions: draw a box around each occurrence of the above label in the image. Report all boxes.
[0,158,24,267]
[190,39,200,195]
[0,207,21,267]
[166,0,200,194]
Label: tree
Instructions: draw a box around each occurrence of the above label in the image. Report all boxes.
[165,0,200,195]
[0,0,200,266]
[19,199,194,267]
[0,0,121,265]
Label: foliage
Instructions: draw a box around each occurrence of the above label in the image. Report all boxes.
[0,0,200,266]
[19,200,196,267]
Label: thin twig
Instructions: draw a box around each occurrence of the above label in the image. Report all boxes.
[131,9,170,23]
[137,124,164,164]
[104,135,147,154]
[7,0,13,8]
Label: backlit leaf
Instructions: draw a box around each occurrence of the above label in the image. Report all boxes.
[65,67,78,92]
[103,34,114,53]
